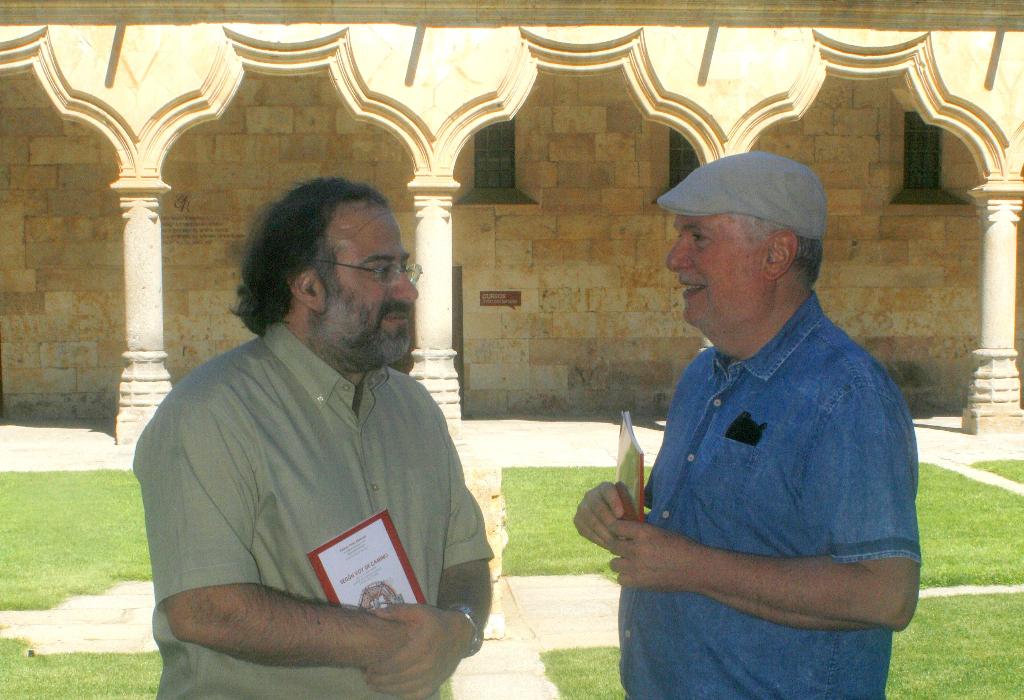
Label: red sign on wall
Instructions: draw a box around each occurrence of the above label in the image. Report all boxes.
[479,291,521,309]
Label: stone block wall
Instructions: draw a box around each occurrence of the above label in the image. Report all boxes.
[0,67,1006,421]
[453,71,986,418]
[0,73,123,419]
[453,71,702,419]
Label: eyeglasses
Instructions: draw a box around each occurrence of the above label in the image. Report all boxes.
[320,260,423,286]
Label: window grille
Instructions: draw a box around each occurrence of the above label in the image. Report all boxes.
[669,130,700,188]
[903,112,941,190]
[474,120,516,189]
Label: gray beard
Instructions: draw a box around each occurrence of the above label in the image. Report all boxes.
[310,292,412,376]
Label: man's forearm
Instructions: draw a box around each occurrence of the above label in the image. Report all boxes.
[163,583,405,667]
[608,523,920,631]
[437,559,492,633]
[692,550,920,630]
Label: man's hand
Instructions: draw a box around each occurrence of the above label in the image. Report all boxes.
[606,519,694,590]
[574,481,629,551]
[363,605,470,700]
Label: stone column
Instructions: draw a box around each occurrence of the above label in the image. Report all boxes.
[963,186,1024,434]
[409,181,463,436]
[113,185,172,444]
[407,177,504,638]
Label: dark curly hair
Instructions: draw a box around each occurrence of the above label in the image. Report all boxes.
[233,178,389,335]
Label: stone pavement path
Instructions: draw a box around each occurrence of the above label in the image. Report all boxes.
[3,417,1024,699]
[0,582,156,655]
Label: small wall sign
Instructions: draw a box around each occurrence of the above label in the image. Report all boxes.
[479,291,521,309]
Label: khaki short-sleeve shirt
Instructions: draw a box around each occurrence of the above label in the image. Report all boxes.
[135,324,492,699]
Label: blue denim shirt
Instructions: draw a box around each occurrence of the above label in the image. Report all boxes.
[620,294,920,699]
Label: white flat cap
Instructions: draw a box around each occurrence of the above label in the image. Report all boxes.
[656,151,828,239]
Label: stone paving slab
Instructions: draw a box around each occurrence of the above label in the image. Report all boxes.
[0,421,133,472]
[458,419,665,470]
[0,582,157,655]
[920,584,1024,598]
[502,575,620,652]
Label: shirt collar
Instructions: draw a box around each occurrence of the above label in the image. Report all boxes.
[712,293,824,382]
[262,323,388,406]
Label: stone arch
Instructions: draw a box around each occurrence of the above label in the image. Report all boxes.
[722,41,826,156]
[1010,123,1024,177]
[225,25,537,184]
[520,26,725,166]
[811,31,1010,182]
[2,26,245,188]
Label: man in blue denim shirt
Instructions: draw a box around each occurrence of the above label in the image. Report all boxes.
[575,152,920,698]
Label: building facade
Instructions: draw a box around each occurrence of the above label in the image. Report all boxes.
[3,4,1024,441]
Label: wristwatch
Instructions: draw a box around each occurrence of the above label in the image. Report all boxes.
[448,605,483,657]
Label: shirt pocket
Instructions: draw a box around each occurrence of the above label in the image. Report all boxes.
[696,432,764,509]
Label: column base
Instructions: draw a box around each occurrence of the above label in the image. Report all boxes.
[411,347,462,439]
[463,462,505,639]
[962,348,1024,434]
[115,350,172,445]
[961,406,1024,435]
[484,612,506,640]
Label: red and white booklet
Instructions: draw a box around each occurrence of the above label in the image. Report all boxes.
[307,510,425,609]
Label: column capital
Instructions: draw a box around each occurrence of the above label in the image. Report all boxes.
[969,180,1024,204]
[408,174,460,197]
[110,177,171,197]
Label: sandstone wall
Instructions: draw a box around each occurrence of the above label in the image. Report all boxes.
[0,73,123,419]
[452,71,989,418]
[0,68,1009,421]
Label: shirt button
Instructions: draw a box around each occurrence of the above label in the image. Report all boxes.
[371,483,380,492]
[713,398,722,407]
[687,453,695,462]
[624,629,631,639]
[661,510,670,519]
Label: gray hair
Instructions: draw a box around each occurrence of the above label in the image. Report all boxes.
[732,214,823,289]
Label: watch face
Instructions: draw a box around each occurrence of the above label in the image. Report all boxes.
[450,605,483,656]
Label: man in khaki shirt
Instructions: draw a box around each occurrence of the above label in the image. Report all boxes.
[135,178,492,699]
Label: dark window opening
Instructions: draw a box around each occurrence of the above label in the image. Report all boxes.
[903,112,941,190]
[891,112,967,205]
[474,120,515,190]
[669,130,700,189]
[459,119,534,205]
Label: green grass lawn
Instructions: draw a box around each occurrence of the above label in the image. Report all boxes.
[0,638,161,698]
[916,464,1024,586]
[887,593,1024,699]
[972,459,1024,484]
[0,636,455,699]
[503,463,1024,587]
[541,646,622,700]
[502,466,618,577]
[0,471,151,610]
[2,461,1022,699]
[541,593,1024,699]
